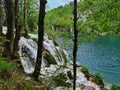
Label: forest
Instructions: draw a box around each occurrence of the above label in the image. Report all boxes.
[0,0,120,90]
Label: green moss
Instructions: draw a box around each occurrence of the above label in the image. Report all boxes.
[67,71,73,80]
[32,38,38,43]
[0,36,5,40]
[52,73,71,87]
[53,39,58,46]
[44,50,57,65]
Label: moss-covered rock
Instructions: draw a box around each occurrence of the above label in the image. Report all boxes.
[43,50,57,65]
[83,71,104,89]
[32,38,38,44]
[52,72,71,87]
[67,71,73,80]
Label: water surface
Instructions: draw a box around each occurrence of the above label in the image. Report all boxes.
[58,35,120,84]
[76,35,120,84]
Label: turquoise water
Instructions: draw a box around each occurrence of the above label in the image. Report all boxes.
[58,35,120,84]
[76,35,120,84]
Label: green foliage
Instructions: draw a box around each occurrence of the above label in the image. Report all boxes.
[0,36,5,41]
[19,0,39,32]
[95,72,103,80]
[110,84,120,90]
[24,82,32,90]
[81,66,89,73]
[77,0,120,35]
[45,4,73,34]
[45,0,120,35]
[0,36,9,42]
[0,79,11,89]
[0,57,13,70]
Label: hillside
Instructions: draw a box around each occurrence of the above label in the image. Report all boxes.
[45,0,120,35]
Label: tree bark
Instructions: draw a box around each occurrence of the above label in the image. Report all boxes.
[12,0,21,59]
[24,0,28,38]
[73,0,78,90]
[0,0,2,35]
[32,0,47,81]
[3,0,14,60]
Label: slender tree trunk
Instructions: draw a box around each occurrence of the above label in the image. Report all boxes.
[24,0,28,38]
[2,0,14,60]
[12,0,21,59]
[0,0,2,35]
[73,0,77,90]
[32,0,47,81]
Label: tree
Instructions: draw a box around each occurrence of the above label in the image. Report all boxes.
[32,0,47,81]
[0,0,2,35]
[12,0,21,59]
[2,0,14,60]
[73,0,78,90]
[24,0,28,37]
[77,0,120,35]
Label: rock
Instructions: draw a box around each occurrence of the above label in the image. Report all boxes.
[89,75,104,88]
[86,86,95,90]
[34,86,48,90]
[79,84,85,89]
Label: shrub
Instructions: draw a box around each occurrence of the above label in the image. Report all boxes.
[110,84,120,90]
[95,72,103,80]
[81,66,89,73]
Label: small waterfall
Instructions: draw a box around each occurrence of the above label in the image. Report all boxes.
[19,34,67,73]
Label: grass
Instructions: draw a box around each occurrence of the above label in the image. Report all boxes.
[0,57,13,71]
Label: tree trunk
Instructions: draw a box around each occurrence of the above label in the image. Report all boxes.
[2,0,14,60]
[12,0,21,59]
[73,0,78,90]
[0,0,2,35]
[32,0,47,81]
[24,0,28,38]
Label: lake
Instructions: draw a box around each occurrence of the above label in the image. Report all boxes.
[58,35,120,84]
